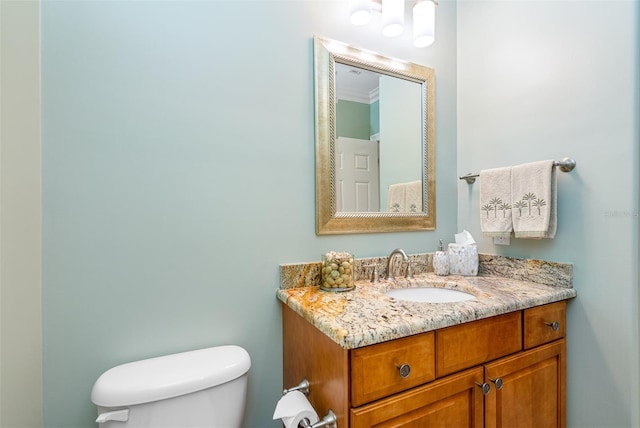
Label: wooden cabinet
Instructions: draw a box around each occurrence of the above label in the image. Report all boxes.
[282,301,567,427]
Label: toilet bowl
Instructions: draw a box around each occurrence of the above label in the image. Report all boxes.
[91,345,251,427]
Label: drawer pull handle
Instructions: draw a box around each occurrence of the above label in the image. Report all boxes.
[397,364,411,378]
[476,382,491,395]
[545,321,560,331]
[489,377,504,390]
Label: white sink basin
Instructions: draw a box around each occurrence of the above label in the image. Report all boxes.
[386,287,475,303]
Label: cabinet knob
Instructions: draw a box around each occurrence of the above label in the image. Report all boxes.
[397,364,411,378]
[489,377,504,390]
[476,382,491,395]
[544,321,560,331]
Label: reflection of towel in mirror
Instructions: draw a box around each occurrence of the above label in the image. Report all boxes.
[511,160,556,239]
[479,167,512,238]
[387,183,405,212]
[405,181,422,213]
[388,181,422,212]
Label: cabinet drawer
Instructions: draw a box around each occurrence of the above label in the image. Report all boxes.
[436,312,522,377]
[351,332,435,407]
[524,301,566,349]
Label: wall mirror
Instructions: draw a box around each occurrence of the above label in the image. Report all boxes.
[314,35,436,235]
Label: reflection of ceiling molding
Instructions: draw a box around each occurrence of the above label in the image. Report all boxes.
[336,85,380,104]
[369,87,379,103]
[337,88,371,104]
[336,63,380,105]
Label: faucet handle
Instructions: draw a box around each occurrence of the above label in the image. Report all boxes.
[405,261,414,279]
[364,265,379,283]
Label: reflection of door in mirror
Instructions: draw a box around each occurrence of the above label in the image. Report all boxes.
[335,63,381,212]
[336,137,380,212]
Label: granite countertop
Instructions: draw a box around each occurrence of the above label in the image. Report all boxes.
[277,265,577,350]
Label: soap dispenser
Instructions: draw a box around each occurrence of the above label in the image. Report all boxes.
[433,239,449,276]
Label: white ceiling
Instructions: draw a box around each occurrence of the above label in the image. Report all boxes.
[335,63,380,104]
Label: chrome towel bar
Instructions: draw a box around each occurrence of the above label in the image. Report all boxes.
[459,157,576,184]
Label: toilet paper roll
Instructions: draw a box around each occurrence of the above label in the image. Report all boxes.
[273,390,319,428]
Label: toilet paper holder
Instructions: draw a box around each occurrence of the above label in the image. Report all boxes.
[300,409,337,428]
[283,378,337,428]
[283,378,310,396]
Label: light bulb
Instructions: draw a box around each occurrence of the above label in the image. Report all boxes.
[382,0,404,37]
[413,0,435,47]
[349,0,372,26]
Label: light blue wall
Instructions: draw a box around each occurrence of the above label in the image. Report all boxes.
[336,100,370,139]
[370,99,380,136]
[41,1,458,427]
[457,1,639,426]
[379,75,423,205]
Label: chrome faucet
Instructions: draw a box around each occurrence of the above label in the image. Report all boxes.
[386,248,409,280]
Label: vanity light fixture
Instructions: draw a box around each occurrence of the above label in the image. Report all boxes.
[413,0,436,47]
[382,0,404,37]
[348,0,437,47]
[349,0,373,25]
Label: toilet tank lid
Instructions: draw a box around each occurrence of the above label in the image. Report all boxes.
[91,345,251,407]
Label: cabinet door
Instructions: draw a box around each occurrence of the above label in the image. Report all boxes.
[484,339,566,428]
[351,367,484,428]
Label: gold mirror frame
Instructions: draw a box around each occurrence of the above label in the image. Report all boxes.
[314,35,436,235]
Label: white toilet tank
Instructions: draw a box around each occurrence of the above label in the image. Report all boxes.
[91,345,251,428]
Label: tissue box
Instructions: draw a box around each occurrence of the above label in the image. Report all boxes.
[447,244,478,276]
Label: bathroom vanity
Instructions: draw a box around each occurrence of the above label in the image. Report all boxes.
[278,255,575,427]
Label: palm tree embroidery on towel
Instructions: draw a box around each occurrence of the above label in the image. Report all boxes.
[481,198,512,218]
[516,193,546,217]
[483,194,547,218]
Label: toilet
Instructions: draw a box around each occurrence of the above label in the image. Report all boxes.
[91,345,251,427]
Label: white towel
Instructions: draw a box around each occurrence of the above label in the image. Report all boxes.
[405,181,422,213]
[387,183,405,212]
[479,167,513,238]
[511,160,556,238]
